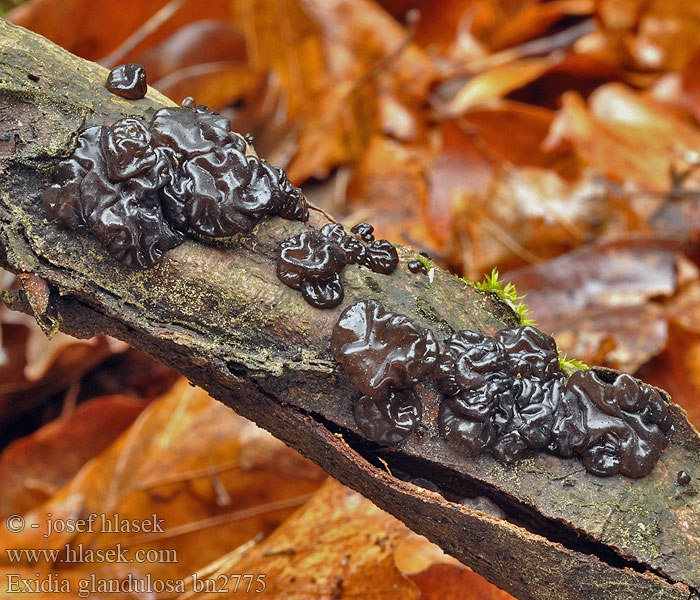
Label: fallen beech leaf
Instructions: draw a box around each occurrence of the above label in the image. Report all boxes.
[449,166,602,276]
[544,84,700,191]
[682,46,700,123]
[548,303,668,372]
[409,563,516,600]
[427,119,492,248]
[8,0,236,62]
[438,56,561,117]
[505,239,679,370]
[0,379,326,584]
[505,240,678,317]
[151,61,260,111]
[283,0,436,180]
[345,134,432,247]
[179,479,420,599]
[638,323,700,428]
[134,19,246,84]
[486,0,593,51]
[0,395,146,517]
[459,101,561,169]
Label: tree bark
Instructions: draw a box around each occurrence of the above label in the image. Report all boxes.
[1,19,699,600]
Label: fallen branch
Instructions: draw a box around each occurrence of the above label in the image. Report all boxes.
[1,20,698,600]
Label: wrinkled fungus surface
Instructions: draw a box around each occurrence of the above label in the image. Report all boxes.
[277,231,346,309]
[351,222,375,243]
[353,390,422,445]
[331,300,439,402]
[106,64,147,99]
[566,369,670,477]
[277,223,400,309]
[435,326,670,477]
[44,99,308,267]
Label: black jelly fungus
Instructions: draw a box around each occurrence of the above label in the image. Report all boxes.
[496,326,560,380]
[244,133,255,144]
[434,325,670,478]
[351,222,375,243]
[678,471,692,485]
[353,390,422,444]
[566,369,670,478]
[106,64,147,100]
[277,231,346,309]
[364,240,399,275]
[331,299,439,402]
[43,101,309,268]
[408,260,428,274]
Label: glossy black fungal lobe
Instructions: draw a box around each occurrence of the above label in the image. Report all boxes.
[331,299,438,402]
[43,99,309,268]
[566,369,670,478]
[353,390,422,444]
[408,260,428,274]
[351,222,375,243]
[360,240,399,275]
[678,471,692,485]
[435,325,670,477]
[106,64,147,99]
[496,325,560,379]
[277,231,346,309]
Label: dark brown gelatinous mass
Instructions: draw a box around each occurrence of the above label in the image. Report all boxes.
[351,222,375,243]
[277,231,346,309]
[408,260,428,274]
[277,223,401,309]
[566,370,671,478]
[436,326,670,477]
[331,300,439,402]
[43,99,309,268]
[353,390,422,445]
[496,325,560,380]
[359,240,400,275]
[105,64,147,100]
[678,471,692,485]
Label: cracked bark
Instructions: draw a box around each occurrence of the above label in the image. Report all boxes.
[1,19,699,600]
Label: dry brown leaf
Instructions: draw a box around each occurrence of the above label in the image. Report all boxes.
[544,84,700,191]
[598,0,700,72]
[459,101,560,169]
[8,0,236,62]
[449,166,602,277]
[135,19,247,84]
[637,323,700,428]
[178,479,420,599]
[409,563,517,600]
[0,379,325,585]
[505,239,679,371]
[345,134,432,247]
[0,395,146,518]
[427,119,493,249]
[439,55,561,116]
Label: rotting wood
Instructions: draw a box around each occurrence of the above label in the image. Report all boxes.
[1,19,698,600]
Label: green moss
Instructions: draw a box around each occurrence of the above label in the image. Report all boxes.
[416,253,432,273]
[558,352,589,373]
[470,268,536,327]
[469,268,589,372]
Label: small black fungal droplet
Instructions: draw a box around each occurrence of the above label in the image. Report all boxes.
[27,73,40,82]
[244,133,255,145]
[106,64,147,100]
[351,222,375,243]
[408,260,428,274]
[678,470,692,485]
